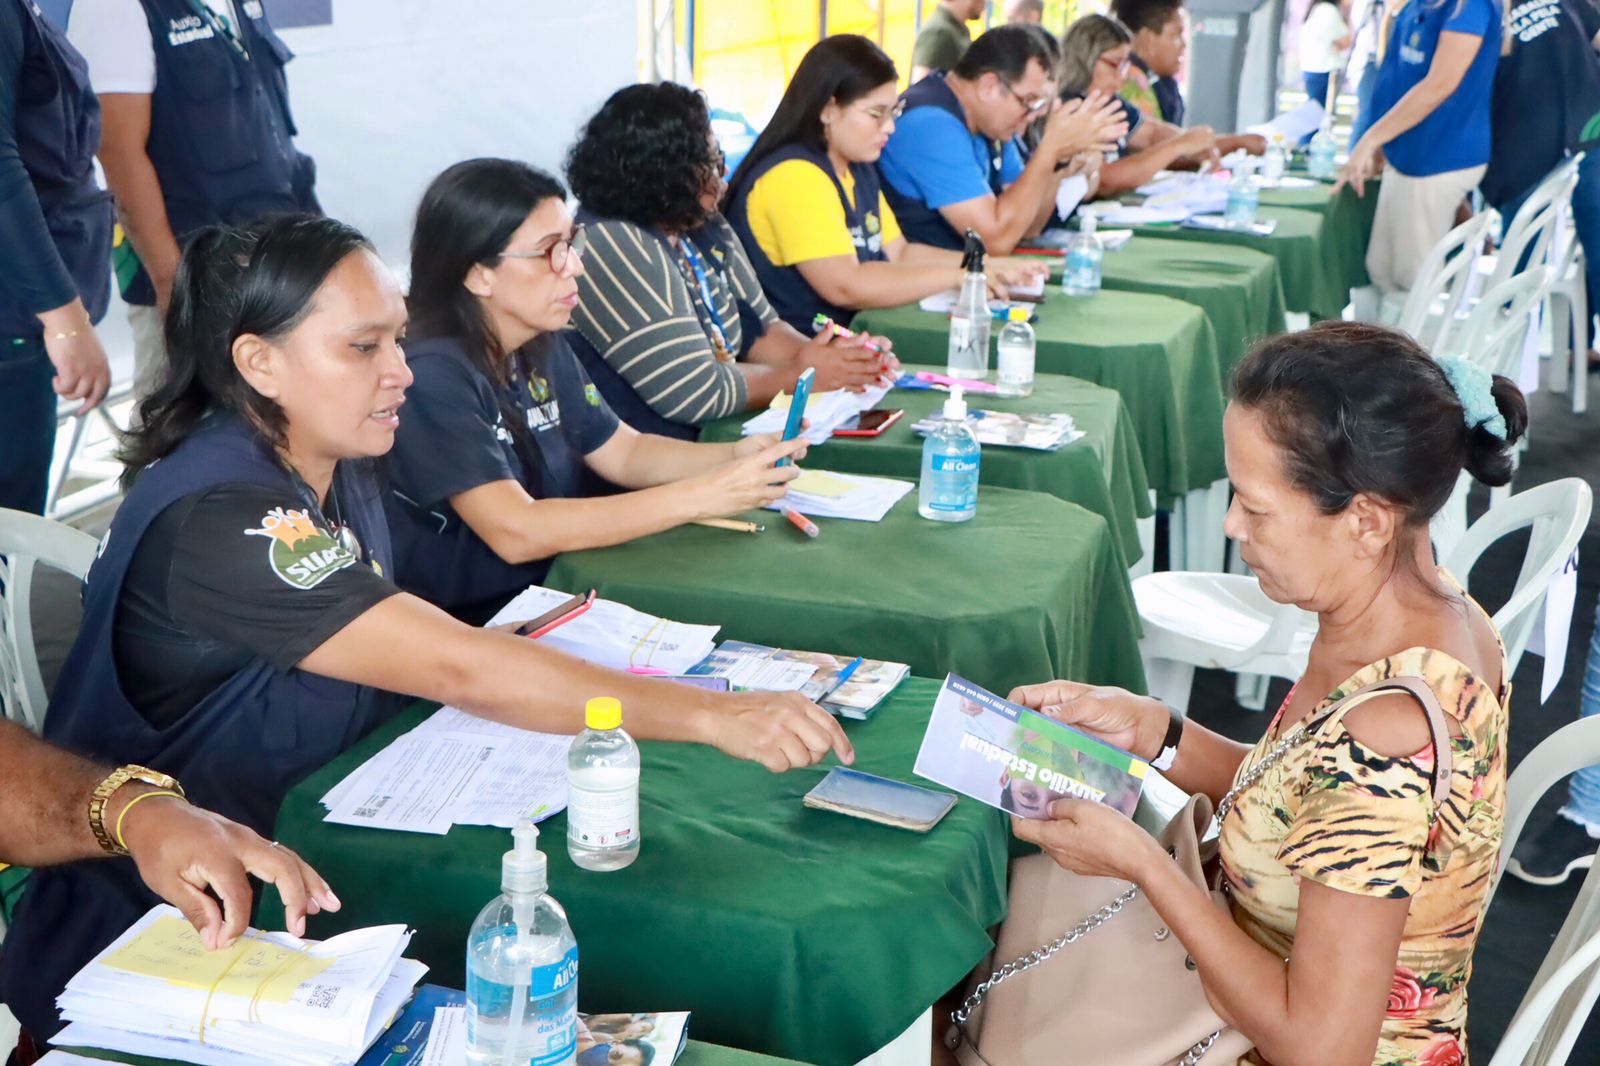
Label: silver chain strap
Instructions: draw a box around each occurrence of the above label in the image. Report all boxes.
[949,722,1321,1058]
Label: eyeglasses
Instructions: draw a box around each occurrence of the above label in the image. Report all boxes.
[856,100,906,127]
[1000,80,1051,115]
[499,224,589,274]
[1097,54,1132,77]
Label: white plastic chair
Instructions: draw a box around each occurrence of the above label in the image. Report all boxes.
[1135,478,1592,715]
[1545,208,1589,414]
[0,507,98,733]
[1386,211,1496,353]
[1483,715,1600,1065]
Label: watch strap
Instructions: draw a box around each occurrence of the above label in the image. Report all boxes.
[89,765,185,856]
[1150,705,1184,772]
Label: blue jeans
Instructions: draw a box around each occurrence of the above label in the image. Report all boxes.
[0,334,55,514]
[1301,72,1332,146]
[1564,590,1600,827]
[1349,61,1379,147]
[1497,149,1600,349]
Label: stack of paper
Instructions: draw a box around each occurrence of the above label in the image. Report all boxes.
[55,905,427,1066]
[493,585,720,673]
[320,707,573,835]
[765,469,914,521]
[689,640,910,720]
[1080,202,1190,226]
[1137,173,1231,216]
[740,382,892,445]
[1183,214,1279,236]
[911,410,1083,451]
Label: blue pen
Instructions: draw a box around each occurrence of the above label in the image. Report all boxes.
[827,657,864,695]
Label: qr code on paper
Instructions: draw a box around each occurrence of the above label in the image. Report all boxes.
[306,984,337,1009]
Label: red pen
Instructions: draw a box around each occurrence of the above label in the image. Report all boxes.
[782,507,820,538]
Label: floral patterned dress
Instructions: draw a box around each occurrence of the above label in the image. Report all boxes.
[1218,594,1509,1066]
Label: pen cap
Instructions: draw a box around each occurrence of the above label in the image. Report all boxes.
[943,385,968,421]
[1006,306,1029,323]
[503,816,548,895]
[585,696,623,731]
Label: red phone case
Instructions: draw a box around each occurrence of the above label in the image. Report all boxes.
[832,409,904,437]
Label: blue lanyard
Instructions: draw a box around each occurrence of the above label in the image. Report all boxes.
[679,240,730,356]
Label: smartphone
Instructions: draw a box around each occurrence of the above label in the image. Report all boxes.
[515,589,596,639]
[832,408,904,438]
[803,767,958,832]
[777,367,816,468]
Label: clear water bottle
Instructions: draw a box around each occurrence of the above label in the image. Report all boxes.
[996,307,1035,398]
[1061,216,1103,297]
[1262,133,1288,187]
[567,697,640,871]
[918,386,980,523]
[467,819,579,1066]
[1308,122,1338,181]
[1225,159,1260,229]
[946,230,991,380]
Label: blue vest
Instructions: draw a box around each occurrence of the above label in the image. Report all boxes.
[2,0,112,335]
[125,0,318,304]
[882,72,1001,251]
[726,144,889,334]
[0,414,400,1041]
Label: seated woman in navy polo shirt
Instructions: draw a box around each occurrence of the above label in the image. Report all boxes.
[389,158,808,623]
[0,214,851,1051]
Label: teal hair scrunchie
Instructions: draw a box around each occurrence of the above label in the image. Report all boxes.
[1438,356,1508,441]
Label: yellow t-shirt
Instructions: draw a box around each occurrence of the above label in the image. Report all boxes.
[743,158,902,267]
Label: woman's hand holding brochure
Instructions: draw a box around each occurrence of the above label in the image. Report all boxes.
[1010,789,1168,882]
[1007,679,1169,763]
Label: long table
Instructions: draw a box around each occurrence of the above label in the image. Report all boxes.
[265,679,1010,1066]
[699,368,1152,567]
[1260,177,1380,304]
[852,291,1225,503]
[546,485,1146,694]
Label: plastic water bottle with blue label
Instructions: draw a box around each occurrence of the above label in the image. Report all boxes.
[567,696,640,871]
[918,386,980,523]
[1061,216,1103,297]
[467,818,579,1066]
[1225,158,1260,229]
[1308,122,1338,181]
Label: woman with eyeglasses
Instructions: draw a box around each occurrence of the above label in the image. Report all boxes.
[1059,14,1223,196]
[389,158,815,622]
[724,34,1054,334]
[564,82,890,442]
[0,211,852,1049]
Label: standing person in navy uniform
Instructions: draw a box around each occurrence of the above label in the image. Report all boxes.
[723,35,1047,334]
[65,0,319,397]
[390,159,824,622]
[0,0,112,514]
[0,213,852,1052]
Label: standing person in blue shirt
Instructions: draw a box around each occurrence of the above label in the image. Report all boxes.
[0,212,852,1053]
[724,34,1049,334]
[1481,0,1600,364]
[0,0,112,514]
[66,0,319,398]
[878,23,1128,254]
[389,159,812,624]
[1337,0,1503,297]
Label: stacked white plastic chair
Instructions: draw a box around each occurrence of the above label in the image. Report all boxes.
[1387,211,1496,351]
[0,507,98,733]
[1545,205,1589,414]
[1134,479,1591,715]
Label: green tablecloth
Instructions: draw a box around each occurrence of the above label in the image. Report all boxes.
[546,485,1144,693]
[1131,205,1348,320]
[1260,178,1379,300]
[852,291,1225,501]
[265,679,1010,1066]
[66,1038,808,1066]
[699,368,1152,566]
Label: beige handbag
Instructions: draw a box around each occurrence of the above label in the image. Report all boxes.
[947,678,1455,1066]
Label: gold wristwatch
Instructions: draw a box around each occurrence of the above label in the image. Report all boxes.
[88,765,186,856]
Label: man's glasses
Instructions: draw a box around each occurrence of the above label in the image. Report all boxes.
[500,224,589,274]
[856,100,907,127]
[1000,80,1051,115]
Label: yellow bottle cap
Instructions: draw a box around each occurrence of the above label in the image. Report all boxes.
[1007,306,1029,322]
[586,696,622,730]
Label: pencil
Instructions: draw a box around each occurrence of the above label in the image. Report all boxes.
[693,518,765,534]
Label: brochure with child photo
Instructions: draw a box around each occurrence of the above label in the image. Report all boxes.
[913,674,1149,818]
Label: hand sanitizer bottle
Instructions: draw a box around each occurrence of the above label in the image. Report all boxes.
[996,307,1036,398]
[1308,121,1338,181]
[467,819,579,1066]
[946,230,991,380]
[567,697,640,872]
[918,386,980,523]
[1061,216,1103,297]
[1225,158,1260,229]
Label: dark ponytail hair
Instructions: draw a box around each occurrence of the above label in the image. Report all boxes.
[119,214,375,487]
[1230,320,1529,530]
[407,157,567,385]
[723,35,898,211]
